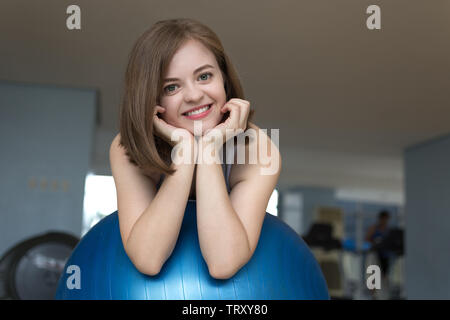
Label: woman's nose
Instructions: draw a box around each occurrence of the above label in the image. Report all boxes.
[184,83,203,102]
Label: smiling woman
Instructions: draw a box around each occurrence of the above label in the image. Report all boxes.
[119,19,255,178]
[53,18,328,300]
[110,19,283,282]
[88,18,293,289]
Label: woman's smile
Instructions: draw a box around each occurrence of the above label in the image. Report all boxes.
[182,104,213,119]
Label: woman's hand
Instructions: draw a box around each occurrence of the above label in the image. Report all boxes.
[200,98,251,149]
[153,106,198,165]
[153,106,195,147]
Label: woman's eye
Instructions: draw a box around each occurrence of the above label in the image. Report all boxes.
[199,72,212,81]
[163,73,211,94]
[164,84,178,94]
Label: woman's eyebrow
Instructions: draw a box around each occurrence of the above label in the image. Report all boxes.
[163,64,214,83]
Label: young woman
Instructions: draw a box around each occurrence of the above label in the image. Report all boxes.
[109,18,281,279]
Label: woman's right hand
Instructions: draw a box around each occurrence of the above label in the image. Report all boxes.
[153,106,195,147]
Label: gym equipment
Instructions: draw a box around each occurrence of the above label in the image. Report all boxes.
[303,223,342,251]
[303,222,344,298]
[0,232,79,300]
[55,201,329,300]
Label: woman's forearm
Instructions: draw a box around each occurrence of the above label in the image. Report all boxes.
[125,144,196,275]
[195,142,251,279]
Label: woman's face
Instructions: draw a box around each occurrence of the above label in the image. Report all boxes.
[159,39,227,135]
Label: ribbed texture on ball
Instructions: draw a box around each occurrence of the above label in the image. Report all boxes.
[55,201,329,300]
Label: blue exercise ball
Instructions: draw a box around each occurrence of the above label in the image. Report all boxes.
[55,200,329,300]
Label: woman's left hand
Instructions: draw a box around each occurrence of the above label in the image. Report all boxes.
[201,98,251,149]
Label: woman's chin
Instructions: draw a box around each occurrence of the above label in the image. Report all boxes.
[184,119,221,136]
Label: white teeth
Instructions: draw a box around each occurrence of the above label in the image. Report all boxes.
[185,105,210,116]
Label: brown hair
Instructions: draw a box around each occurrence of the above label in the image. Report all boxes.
[119,18,255,177]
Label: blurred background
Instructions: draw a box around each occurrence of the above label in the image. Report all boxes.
[1,0,449,300]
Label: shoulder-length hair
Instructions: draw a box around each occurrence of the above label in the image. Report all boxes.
[119,18,255,177]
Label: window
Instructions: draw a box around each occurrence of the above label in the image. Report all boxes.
[82,173,117,236]
[267,189,279,216]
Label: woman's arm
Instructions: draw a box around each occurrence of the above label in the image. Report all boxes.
[195,143,250,279]
[110,133,196,275]
[196,126,281,279]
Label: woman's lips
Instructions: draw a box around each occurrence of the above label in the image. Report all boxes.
[183,104,212,120]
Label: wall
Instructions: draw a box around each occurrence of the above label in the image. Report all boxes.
[405,134,450,299]
[0,81,97,256]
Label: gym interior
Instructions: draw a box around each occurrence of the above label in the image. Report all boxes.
[1,1,449,300]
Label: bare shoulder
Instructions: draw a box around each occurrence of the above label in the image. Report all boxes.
[248,122,280,158]
[109,133,161,185]
[109,133,126,156]
[229,122,282,189]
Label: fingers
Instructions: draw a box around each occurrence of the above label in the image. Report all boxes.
[221,99,250,130]
[237,100,250,128]
[227,102,240,127]
[154,105,165,117]
[152,106,169,141]
[153,106,162,127]
[152,106,195,148]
